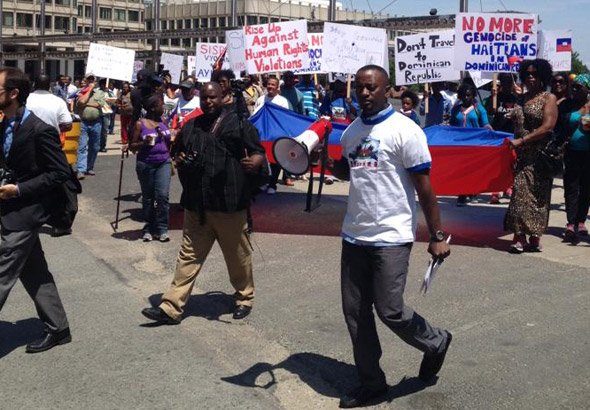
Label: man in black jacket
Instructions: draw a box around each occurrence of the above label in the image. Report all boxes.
[142,82,265,323]
[0,67,72,353]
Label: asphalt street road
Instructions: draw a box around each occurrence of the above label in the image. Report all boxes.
[0,141,588,409]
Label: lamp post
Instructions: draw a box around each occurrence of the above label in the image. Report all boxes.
[460,0,468,12]
[0,0,4,67]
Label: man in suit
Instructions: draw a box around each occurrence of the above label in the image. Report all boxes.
[0,67,72,353]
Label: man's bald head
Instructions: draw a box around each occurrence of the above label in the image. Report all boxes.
[34,74,51,91]
[202,82,223,95]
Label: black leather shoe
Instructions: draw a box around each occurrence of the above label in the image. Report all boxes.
[26,328,72,353]
[339,386,388,408]
[232,305,252,320]
[141,307,180,325]
[419,330,453,382]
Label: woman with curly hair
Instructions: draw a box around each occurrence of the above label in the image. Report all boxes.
[504,59,558,253]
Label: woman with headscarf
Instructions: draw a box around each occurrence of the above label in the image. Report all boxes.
[504,59,558,253]
[561,73,590,242]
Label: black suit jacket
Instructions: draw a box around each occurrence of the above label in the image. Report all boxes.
[0,112,70,231]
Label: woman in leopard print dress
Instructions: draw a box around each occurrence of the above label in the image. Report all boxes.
[504,59,558,253]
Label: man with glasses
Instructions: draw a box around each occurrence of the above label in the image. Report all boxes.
[0,67,72,353]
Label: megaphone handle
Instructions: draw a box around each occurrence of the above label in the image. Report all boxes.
[315,130,329,206]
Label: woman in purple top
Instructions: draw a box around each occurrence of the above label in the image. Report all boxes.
[128,95,173,242]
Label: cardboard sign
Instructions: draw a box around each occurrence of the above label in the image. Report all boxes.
[394,30,460,85]
[243,20,309,74]
[131,60,144,83]
[187,56,196,76]
[469,71,495,88]
[538,30,572,72]
[226,29,247,74]
[85,43,135,82]
[294,33,324,74]
[322,22,388,75]
[160,52,184,84]
[195,43,231,81]
[454,13,538,73]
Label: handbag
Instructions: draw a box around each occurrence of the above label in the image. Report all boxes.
[535,132,564,177]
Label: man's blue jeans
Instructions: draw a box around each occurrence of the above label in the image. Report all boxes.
[77,119,102,173]
[136,159,171,236]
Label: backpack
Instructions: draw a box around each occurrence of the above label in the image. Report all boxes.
[48,165,82,235]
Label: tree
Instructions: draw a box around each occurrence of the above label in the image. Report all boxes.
[572,51,589,74]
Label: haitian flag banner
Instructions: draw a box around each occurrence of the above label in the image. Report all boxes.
[538,30,572,71]
[250,104,515,195]
[425,126,515,195]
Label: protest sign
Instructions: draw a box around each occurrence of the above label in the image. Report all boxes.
[294,33,324,74]
[394,30,460,85]
[469,71,495,88]
[538,30,572,72]
[322,22,388,75]
[226,29,247,74]
[243,20,309,74]
[187,56,196,76]
[131,60,144,83]
[454,13,538,73]
[160,52,184,84]
[194,43,230,81]
[85,43,135,82]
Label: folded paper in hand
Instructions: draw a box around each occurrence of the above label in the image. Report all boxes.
[421,235,451,294]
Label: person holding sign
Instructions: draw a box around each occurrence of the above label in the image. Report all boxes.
[420,82,452,127]
[329,65,452,408]
[320,76,359,125]
[450,82,492,207]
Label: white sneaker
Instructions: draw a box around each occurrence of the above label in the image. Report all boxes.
[142,232,153,242]
[266,187,276,195]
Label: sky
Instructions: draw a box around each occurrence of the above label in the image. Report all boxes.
[361,0,589,68]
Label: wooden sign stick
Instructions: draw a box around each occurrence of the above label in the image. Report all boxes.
[346,74,352,99]
[492,73,498,110]
[424,83,430,114]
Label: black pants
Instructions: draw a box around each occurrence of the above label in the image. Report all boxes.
[0,228,69,333]
[563,149,590,225]
[341,241,446,389]
[269,163,292,189]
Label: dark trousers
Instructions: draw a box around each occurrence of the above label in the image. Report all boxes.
[0,228,69,333]
[563,149,590,225]
[269,163,292,189]
[341,240,446,389]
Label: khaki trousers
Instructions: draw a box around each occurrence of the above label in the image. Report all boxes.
[160,209,254,321]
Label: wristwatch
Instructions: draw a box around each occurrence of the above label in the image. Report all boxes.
[430,230,446,242]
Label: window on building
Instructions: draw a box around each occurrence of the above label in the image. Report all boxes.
[218,16,226,27]
[114,9,126,22]
[193,18,199,28]
[128,11,139,22]
[184,19,191,28]
[161,39,169,46]
[237,16,245,26]
[200,18,208,28]
[183,38,191,48]
[55,16,69,31]
[171,38,180,46]
[246,15,258,25]
[34,14,51,29]
[146,21,152,31]
[99,7,112,20]
[2,12,14,28]
[140,11,144,23]
[209,37,216,43]
[270,17,279,23]
[84,6,91,18]
[77,25,83,33]
[176,19,183,29]
[161,20,167,30]
[55,0,71,6]
[209,17,217,27]
[77,5,83,17]
[169,20,175,30]
[259,16,268,24]
[16,13,33,28]
[84,26,91,33]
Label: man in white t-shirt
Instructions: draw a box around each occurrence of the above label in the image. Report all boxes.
[330,65,452,409]
[27,74,73,134]
[252,76,289,114]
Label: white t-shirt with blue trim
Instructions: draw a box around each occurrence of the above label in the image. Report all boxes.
[340,105,431,245]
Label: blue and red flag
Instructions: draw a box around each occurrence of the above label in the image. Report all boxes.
[556,38,572,52]
[250,103,515,195]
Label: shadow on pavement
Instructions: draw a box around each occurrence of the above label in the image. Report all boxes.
[0,319,44,359]
[221,352,433,402]
[147,292,234,324]
[114,192,142,203]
